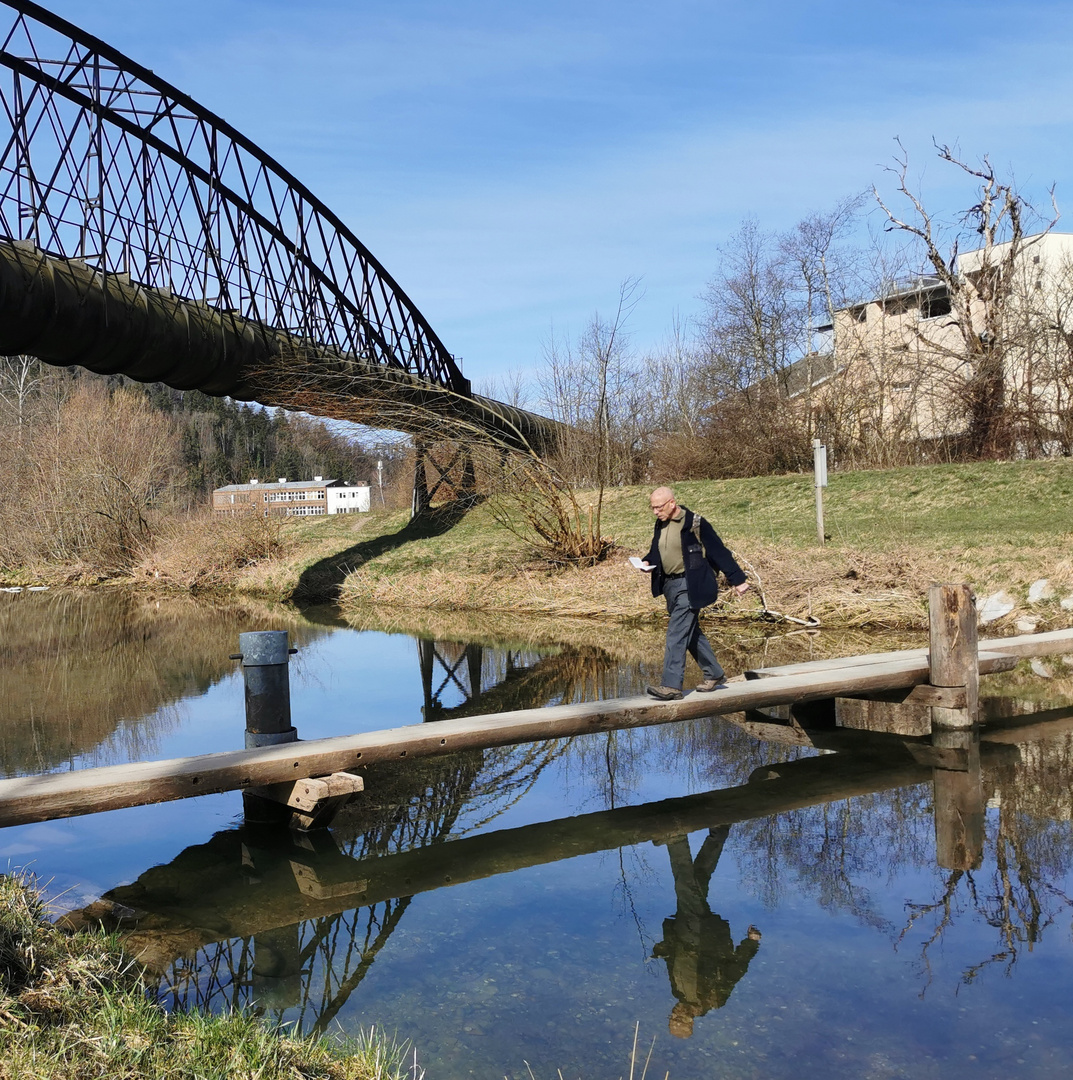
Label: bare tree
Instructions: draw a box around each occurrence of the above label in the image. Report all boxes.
[700,218,799,398]
[873,139,1060,457]
[10,382,182,571]
[0,354,47,434]
[779,194,868,444]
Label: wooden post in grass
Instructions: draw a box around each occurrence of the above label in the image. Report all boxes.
[928,584,978,732]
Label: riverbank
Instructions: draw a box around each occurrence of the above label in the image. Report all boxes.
[248,459,1073,631]
[8,459,1073,631]
[0,873,415,1080]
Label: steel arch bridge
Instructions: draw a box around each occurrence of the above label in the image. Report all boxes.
[0,0,557,455]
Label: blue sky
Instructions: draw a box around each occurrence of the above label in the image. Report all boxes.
[32,0,1073,393]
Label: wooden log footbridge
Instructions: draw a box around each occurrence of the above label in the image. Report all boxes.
[1,585,1071,830]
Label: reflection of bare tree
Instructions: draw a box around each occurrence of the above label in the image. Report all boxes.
[719,716,1073,993]
[161,895,413,1037]
[116,726,568,1026]
[899,744,1073,991]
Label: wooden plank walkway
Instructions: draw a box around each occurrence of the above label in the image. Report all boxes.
[2,629,1068,828]
[744,627,1073,678]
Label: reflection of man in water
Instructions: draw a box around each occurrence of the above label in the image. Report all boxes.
[651,826,761,1038]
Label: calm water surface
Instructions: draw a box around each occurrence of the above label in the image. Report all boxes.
[2,590,1073,1079]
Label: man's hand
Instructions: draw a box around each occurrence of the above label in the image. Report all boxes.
[732,582,750,596]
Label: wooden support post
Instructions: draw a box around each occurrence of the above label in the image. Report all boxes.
[248,771,365,832]
[928,584,979,732]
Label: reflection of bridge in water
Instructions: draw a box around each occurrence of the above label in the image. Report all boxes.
[63,707,1073,1036]
[417,638,617,721]
[0,1,559,457]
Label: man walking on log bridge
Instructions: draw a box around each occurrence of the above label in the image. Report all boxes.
[638,486,750,701]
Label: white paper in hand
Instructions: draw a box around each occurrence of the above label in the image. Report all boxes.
[628,556,654,570]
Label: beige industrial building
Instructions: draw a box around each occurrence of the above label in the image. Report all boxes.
[804,231,1073,452]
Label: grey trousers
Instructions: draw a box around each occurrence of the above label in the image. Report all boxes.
[661,576,725,690]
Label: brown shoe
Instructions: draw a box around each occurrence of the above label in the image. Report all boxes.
[646,685,683,701]
[695,678,728,692]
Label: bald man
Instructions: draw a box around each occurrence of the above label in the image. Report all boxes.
[639,486,749,700]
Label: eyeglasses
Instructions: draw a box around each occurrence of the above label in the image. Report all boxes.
[650,498,673,512]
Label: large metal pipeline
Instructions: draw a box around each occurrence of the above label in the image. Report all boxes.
[0,239,559,456]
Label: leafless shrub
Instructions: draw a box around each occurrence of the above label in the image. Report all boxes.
[243,346,620,565]
[486,453,614,566]
[143,508,286,588]
[0,381,181,574]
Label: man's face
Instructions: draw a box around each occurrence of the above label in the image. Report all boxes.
[650,493,677,522]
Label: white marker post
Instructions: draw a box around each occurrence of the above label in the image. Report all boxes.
[813,438,828,545]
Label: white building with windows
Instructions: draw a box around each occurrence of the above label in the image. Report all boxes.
[212,476,371,517]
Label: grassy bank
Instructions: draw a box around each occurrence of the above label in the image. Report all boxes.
[11,458,1071,632]
[275,459,1073,631]
[0,873,415,1080]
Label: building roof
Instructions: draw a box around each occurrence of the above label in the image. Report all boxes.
[213,478,339,494]
[777,352,845,399]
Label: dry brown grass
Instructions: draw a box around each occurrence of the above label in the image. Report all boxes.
[340,533,1073,632]
[138,509,289,589]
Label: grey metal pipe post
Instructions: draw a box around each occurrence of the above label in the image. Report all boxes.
[234,631,298,748]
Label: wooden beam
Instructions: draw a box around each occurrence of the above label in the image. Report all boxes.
[745,626,1073,680]
[839,685,967,708]
[0,649,1021,828]
[980,704,1073,745]
[719,711,1021,768]
[252,772,365,814]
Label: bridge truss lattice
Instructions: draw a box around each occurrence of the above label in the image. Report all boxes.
[0,0,469,394]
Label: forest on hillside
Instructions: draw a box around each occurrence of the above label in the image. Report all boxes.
[0,358,409,576]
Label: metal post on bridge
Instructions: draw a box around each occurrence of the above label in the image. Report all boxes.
[233,631,298,748]
[231,631,365,829]
[232,631,298,826]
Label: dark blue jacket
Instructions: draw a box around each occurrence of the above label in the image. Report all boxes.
[644,506,747,609]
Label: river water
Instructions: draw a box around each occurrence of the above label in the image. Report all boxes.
[2,589,1073,1079]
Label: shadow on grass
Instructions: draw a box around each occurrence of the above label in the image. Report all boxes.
[291,497,482,604]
